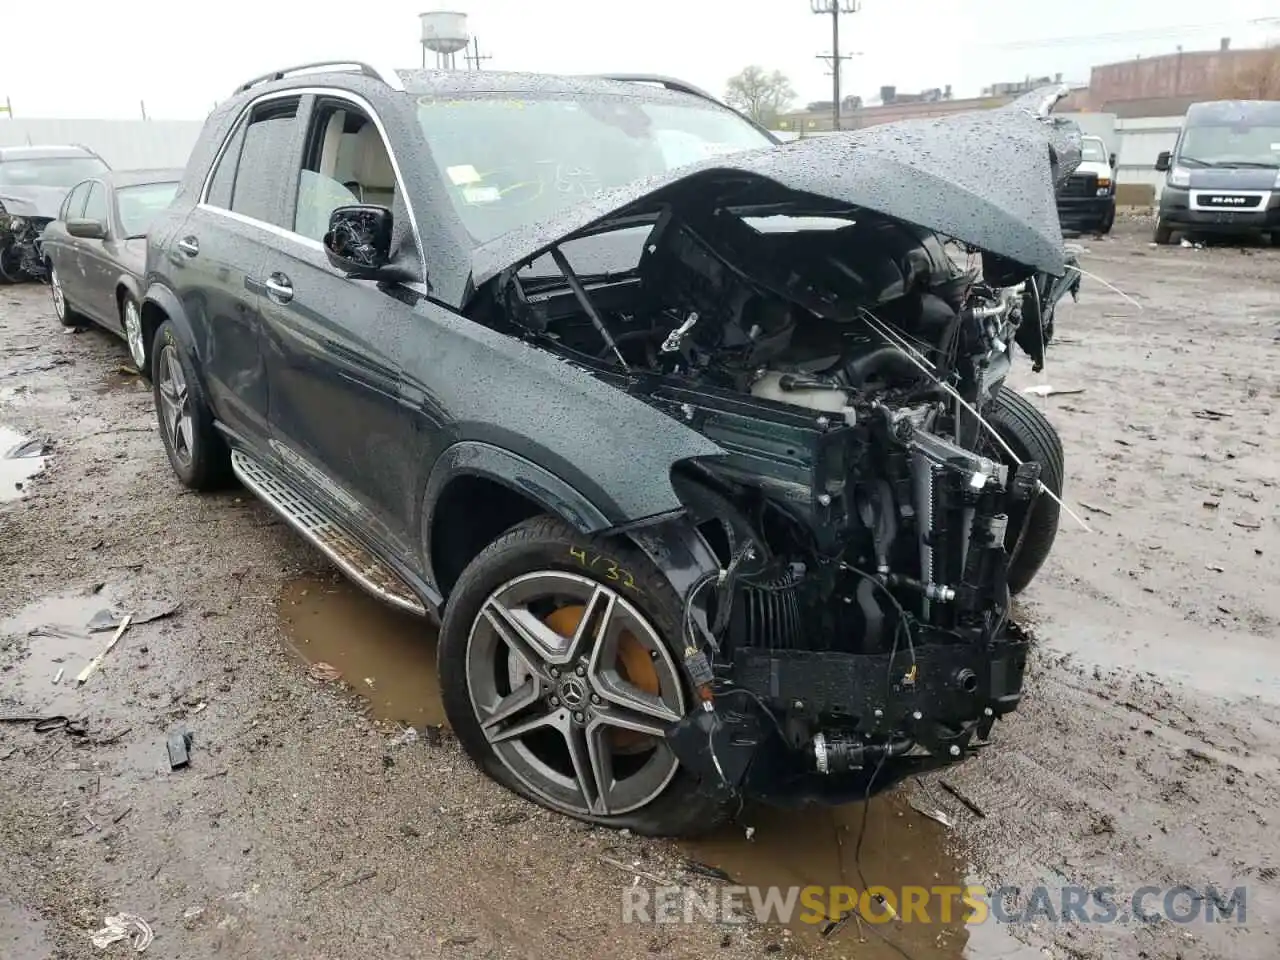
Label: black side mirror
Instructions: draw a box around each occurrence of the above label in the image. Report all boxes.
[1154,151,1171,173]
[66,218,107,240]
[324,204,393,273]
[1108,153,1117,170]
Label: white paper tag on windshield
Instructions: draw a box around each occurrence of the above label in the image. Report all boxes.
[447,164,481,185]
[462,185,501,204]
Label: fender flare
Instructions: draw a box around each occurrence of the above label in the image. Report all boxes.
[113,272,142,314]
[420,439,614,585]
[140,281,206,390]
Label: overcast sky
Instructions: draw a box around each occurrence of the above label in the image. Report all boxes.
[2,0,1278,120]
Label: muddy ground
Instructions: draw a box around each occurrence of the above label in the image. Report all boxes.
[1,221,1277,960]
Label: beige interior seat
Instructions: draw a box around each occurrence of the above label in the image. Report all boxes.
[348,123,396,208]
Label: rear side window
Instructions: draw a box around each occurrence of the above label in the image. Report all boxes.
[203,97,301,227]
[230,99,300,227]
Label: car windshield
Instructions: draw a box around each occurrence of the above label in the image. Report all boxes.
[416,93,774,243]
[0,156,108,188]
[1179,123,1280,168]
[116,182,179,237]
[1080,139,1107,162]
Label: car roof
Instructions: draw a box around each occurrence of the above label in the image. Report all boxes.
[102,168,185,188]
[1186,99,1280,125]
[0,144,100,162]
[396,69,720,106]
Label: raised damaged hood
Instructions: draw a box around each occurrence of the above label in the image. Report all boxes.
[0,185,68,219]
[471,86,1083,290]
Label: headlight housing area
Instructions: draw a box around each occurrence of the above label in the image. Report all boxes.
[7,216,26,231]
[1168,167,1192,188]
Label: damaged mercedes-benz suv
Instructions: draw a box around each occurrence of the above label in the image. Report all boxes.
[142,64,1081,836]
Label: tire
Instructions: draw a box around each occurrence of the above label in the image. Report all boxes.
[119,294,150,379]
[987,385,1064,595]
[0,247,27,284]
[151,320,232,490]
[1153,217,1174,245]
[1097,206,1115,236]
[48,263,83,326]
[438,514,728,837]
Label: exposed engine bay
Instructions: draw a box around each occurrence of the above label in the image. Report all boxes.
[0,214,51,282]
[472,192,1081,804]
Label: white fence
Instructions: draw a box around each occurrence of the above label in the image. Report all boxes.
[0,119,204,171]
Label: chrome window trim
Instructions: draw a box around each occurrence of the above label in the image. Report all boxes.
[197,85,424,279]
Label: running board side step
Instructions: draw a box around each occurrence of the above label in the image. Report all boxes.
[230,450,426,616]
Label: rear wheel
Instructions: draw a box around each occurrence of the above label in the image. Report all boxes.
[120,294,149,377]
[152,320,231,491]
[438,515,727,837]
[49,264,83,326]
[987,386,1064,595]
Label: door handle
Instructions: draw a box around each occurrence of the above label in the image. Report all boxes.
[264,272,294,304]
[176,236,199,257]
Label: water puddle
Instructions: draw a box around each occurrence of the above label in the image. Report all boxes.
[681,795,1039,958]
[0,586,123,714]
[0,426,47,502]
[276,575,1038,957]
[277,575,444,726]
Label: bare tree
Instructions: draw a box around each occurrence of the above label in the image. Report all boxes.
[724,66,796,126]
[1213,43,1280,99]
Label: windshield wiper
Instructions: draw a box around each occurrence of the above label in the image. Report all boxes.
[1217,161,1280,169]
[520,270,632,293]
[1177,156,1214,167]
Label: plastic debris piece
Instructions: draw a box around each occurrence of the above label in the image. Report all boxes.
[76,615,133,686]
[388,726,419,747]
[909,799,954,829]
[90,913,154,952]
[167,730,194,769]
[307,662,341,683]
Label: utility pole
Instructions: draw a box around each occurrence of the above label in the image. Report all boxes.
[464,37,492,71]
[811,0,859,131]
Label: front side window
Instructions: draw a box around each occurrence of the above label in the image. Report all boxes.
[82,182,109,225]
[0,156,107,188]
[116,182,179,238]
[415,93,773,243]
[294,104,396,242]
[61,180,92,221]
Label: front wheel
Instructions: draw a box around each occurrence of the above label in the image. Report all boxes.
[987,386,1064,595]
[0,247,27,284]
[438,515,727,837]
[1153,217,1174,245]
[1097,205,1115,236]
[152,321,231,491]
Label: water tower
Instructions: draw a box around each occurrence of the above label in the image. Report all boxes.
[420,11,469,69]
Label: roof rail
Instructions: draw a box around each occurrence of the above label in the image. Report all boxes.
[586,74,722,106]
[234,61,404,95]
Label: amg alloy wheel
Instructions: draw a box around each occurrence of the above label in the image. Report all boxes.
[151,320,231,490]
[465,570,685,817]
[157,344,194,468]
[439,516,727,836]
